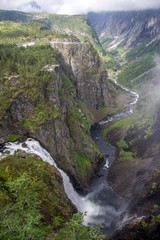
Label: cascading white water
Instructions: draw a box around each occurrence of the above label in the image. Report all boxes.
[0,138,101,224]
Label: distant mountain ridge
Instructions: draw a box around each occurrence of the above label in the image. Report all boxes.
[16,1,45,13]
[88,9,160,48]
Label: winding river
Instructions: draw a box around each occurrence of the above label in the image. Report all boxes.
[89,82,139,234]
[0,80,139,235]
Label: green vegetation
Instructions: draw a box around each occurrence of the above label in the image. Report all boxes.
[0,20,70,45]
[56,213,106,240]
[104,116,138,160]
[62,72,75,93]
[48,14,102,52]
[0,44,57,77]
[0,16,101,189]
[48,14,94,36]
[150,182,158,194]
[117,139,133,160]
[0,154,74,239]
[144,125,154,140]
[113,41,160,89]
[0,154,106,240]
[27,102,60,128]
[74,151,92,176]
[104,115,138,135]
[117,56,155,88]
[117,139,128,148]
[99,106,110,112]
[69,107,91,133]
[104,112,155,160]
[101,36,160,163]
[0,44,60,123]
[151,182,158,191]
[7,133,23,142]
[0,173,48,240]
[102,53,120,74]
[126,42,160,61]
[61,72,101,174]
[119,150,133,160]
[0,10,103,54]
[140,215,160,233]
[0,9,30,22]
[102,37,160,91]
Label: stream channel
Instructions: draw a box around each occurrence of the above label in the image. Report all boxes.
[0,80,139,236]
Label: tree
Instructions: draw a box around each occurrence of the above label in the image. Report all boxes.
[0,173,48,240]
[56,212,106,240]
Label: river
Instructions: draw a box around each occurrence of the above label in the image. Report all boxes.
[87,81,139,234]
[0,81,139,236]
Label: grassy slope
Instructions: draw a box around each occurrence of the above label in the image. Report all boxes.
[117,42,160,88]
[0,10,103,52]
[47,14,103,52]
[0,19,71,44]
[0,44,59,124]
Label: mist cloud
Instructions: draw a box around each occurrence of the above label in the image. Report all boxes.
[0,0,160,14]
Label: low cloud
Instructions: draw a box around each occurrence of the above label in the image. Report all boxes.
[0,0,160,14]
[140,54,160,114]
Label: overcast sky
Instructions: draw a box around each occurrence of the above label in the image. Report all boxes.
[0,0,160,14]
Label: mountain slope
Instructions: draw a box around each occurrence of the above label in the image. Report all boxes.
[88,9,160,48]
[88,9,160,92]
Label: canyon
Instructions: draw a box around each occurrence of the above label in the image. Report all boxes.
[0,8,160,239]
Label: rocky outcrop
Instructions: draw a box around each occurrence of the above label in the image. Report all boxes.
[105,102,160,238]
[50,39,112,109]
[107,101,160,195]
[110,215,160,240]
[110,166,160,239]
[88,9,160,48]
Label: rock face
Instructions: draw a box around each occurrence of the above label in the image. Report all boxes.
[50,39,112,109]
[111,101,160,195]
[0,42,112,190]
[88,9,160,48]
[106,103,160,239]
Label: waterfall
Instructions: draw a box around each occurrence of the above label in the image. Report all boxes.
[0,82,139,233]
[0,138,101,224]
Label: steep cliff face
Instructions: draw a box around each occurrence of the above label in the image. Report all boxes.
[50,39,112,109]
[88,9,160,48]
[0,42,112,190]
